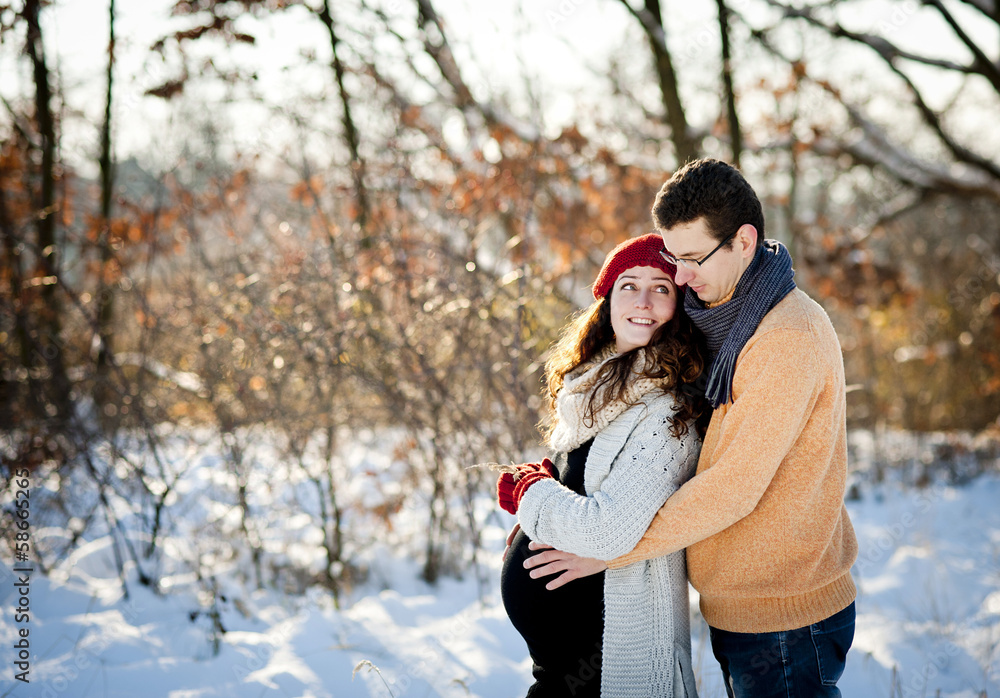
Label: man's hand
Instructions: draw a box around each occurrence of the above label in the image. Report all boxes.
[523,541,608,590]
[502,523,521,561]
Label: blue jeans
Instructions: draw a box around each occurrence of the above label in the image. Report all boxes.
[709,602,855,698]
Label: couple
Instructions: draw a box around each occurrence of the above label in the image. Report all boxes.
[495,159,859,697]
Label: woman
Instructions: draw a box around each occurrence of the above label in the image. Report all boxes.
[497,233,708,698]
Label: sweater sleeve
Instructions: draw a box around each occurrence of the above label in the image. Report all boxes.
[516,404,699,561]
[608,326,823,570]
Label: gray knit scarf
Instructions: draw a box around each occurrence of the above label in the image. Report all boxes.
[684,240,796,408]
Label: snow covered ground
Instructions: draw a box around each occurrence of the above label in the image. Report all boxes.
[3,431,1000,697]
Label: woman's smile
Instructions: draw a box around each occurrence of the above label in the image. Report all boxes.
[610,266,678,353]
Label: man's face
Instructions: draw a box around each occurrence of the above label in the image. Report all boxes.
[659,217,756,305]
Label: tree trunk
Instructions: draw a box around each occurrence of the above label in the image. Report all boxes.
[321,426,343,609]
[317,0,370,242]
[423,456,445,584]
[716,0,742,168]
[96,0,117,408]
[0,161,38,423]
[640,0,698,165]
[23,0,72,423]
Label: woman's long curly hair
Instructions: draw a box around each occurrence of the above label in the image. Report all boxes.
[540,289,711,441]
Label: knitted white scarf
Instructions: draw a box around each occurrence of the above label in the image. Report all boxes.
[546,345,673,454]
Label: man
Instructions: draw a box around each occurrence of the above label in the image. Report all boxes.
[522,158,859,697]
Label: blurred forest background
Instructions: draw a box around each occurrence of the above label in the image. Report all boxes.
[1,0,1000,599]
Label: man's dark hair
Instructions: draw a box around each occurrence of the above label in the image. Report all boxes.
[651,158,764,249]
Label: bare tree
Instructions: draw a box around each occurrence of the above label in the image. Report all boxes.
[317,0,370,239]
[96,0,118,410]
[755,0,1000,202]
[717,0,742,167]
[617,0,698,164]
[22,0,72,422]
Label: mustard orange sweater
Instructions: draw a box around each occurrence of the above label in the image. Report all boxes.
[608,288,858,633]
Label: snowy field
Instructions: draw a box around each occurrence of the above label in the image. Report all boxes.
[3,429,1000,698]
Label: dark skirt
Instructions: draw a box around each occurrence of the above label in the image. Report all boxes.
[501,439,604,698]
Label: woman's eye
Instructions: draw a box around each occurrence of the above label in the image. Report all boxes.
[620,282,637,290]
[655,285,671,294]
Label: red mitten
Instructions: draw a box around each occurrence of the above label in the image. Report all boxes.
[515,458,557,478]
[497,465,538,515]
[496,459,557,515]
[539,457,557,478]
[512,468,554,511]
[497,472,518,515]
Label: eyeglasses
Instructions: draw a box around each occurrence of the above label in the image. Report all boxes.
[660,229,738,269]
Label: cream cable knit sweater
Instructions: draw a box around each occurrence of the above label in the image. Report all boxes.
[518,377,701,697]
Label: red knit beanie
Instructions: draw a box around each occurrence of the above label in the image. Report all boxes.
[592,233,681,300]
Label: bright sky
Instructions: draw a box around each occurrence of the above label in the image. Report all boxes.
[0,0,996,173]
[2,0,637,169]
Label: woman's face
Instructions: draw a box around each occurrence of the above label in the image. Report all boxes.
[609,265,678,353]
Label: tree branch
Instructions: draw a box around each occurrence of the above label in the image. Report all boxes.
[763,0,984,77]
[414,0,537,142]
[96,0,117,384]
[750,26,1000,200]
[883,57,1000,182]
[317,0,370,238]
[716,0,742,167]
[22,0,73,421]
[954,0,998,20]
[923,0,1000,92]
[753,4,1000,189]
[617,0,698,164]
